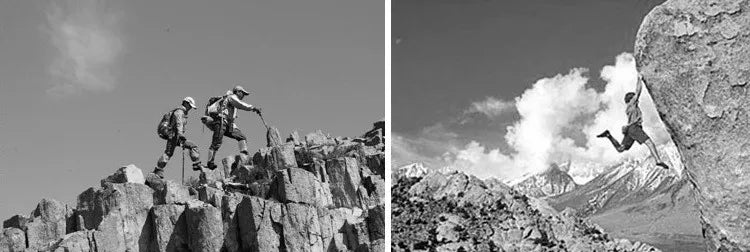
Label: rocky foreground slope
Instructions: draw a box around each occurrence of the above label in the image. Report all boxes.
[635,0,750,250]
[391,168,660,252]
[0,122,385,252]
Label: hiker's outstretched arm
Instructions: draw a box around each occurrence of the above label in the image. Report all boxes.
[634,73,644,102]
[228,95,254,111]
[173,109,185,136]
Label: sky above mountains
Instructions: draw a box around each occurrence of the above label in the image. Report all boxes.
[0,0,383,218]
[392,0,670,183]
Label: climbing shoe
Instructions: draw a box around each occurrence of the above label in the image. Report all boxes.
[656,162,669,170]
[207,162,218,170]
[596,130,611,138]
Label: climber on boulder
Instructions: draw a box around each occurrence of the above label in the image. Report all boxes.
[154,97,205,179]
[202,85,262,170]
[596,73,669,170]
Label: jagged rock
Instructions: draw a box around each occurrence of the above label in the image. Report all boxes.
[150,204,188,252]
[268,143,298,170]
[326,157,363,208]
[366,205,385,241]
[77,183,154,251]
[25,198,67,250]
[635,0,750,249]
[344,221,370,251]
[362,175,385,206]
[267,126,283,147]
[393,171,660,252]
[200,168,226,187]
[150,180,192,205]
[273,167,332,207]
[237,196,284,251]
[281,203,324,252]
[0,228,25,252]
[221,193,243,252]
[198,186,224,208]
[305,130,335,147]
[54,230,94,252]
[186,201,223,252]
[366,153,384,178]
[287,131,302,146]
[2,215,28,230]
[1,123,385,252]
[101,164,145,186]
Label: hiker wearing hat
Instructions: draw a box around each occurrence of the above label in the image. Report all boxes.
[204,85,262,170]
[153,97,205,178]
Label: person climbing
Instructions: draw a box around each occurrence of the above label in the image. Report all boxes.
[154,97,205,179]
[596,73,669,170]
[204,85,262,170]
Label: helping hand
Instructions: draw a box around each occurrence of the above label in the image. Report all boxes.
[253,107,262,115]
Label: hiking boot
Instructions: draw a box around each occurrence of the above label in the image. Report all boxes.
[596,130,611,138]
[656,162,669,170]
[192,162,205,171]
[207,162,218,170]
[152,168,165,179]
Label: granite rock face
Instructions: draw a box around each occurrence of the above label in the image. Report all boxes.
[635,0,750,250]
[1,122,384,252]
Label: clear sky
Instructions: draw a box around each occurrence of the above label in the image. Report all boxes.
[393,0,671,183]
[0,0,383,218]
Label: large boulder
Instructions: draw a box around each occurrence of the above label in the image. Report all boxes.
[76,183,154,251]
[325,157,363,208]
[635,0,750,250]
[0,228,25,252]
[281,203,324,252]
[54,231,94,252]
[25,198,68,250]
[237,196,284,251]
[150,180,192,205]
[150,204,188,252]
[101,164,145,186]
[186,201,223,252]
[273,167,332,207]
[221,193,243,252]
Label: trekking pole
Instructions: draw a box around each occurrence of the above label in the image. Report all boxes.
[181,148,185,185]
[258,112,269,129]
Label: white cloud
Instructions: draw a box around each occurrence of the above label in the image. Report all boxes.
[45,0,123,97]
[464,97,515,119]
[397,53,674,184]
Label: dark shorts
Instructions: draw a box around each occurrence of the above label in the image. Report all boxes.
[621,124,650,150]
[209,119,246,151]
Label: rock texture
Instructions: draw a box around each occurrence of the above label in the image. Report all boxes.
[392,170,661,251]
[1,121,384,252]
[635,0,750,250]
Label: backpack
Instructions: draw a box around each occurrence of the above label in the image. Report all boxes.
[202,95,229,127]
[206,95,229,117]
[157,108,181,140]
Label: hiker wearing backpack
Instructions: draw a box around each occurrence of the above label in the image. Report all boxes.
[202,85,261,170]
[154,97,205,178]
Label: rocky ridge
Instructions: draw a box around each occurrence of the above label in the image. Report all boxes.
[0,121,385,252]
[391,169,661,252]
[635,0,750,249]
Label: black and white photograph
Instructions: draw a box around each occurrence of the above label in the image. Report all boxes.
[0,0,384,251]
[392,0,750,251]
